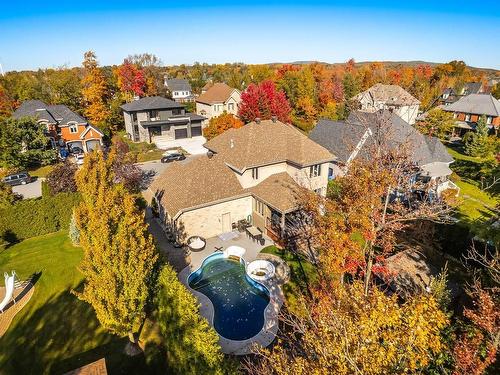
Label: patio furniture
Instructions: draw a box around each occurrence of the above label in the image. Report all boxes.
[187,236,206,252]
[246,226,262,242]
[237,219,251,232]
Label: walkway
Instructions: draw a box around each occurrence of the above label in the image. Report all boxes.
[0,282,35,337]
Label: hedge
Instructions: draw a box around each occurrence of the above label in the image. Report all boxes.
[0,192,81,241]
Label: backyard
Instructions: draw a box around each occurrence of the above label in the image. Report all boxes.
[0,231,154,374]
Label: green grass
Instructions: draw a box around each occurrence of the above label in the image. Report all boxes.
[0,231,152,374]
[134,149,165,163]
[261,245,319,312]
[28,164,55,178]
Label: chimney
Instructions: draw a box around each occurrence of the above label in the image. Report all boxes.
[255,117,261,124]
[271,115,277,123]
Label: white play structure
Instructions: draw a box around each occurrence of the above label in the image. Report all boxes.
[247,260,276,281]
[0,271,16,312]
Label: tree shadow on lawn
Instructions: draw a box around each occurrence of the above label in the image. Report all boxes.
[0,282,146,375]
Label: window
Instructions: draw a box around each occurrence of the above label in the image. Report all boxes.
[69,124,78,134]
[465,114,471,122]
[486,116,493,125]
[328,167,335,180]
[228,103,234,111]
[254,199,265,216]
[251,167,259,180]
[131,112,137,123]
[172,108,181,115]
[309,164,321,178]
[150,110,159,120]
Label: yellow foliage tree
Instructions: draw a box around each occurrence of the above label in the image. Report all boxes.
[202,112,243,140]
[81,51,111,125]
[74,151,158,346]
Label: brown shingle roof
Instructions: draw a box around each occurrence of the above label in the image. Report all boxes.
[205,119,334,171]
[150,155,246,218]
[247,172,302,213]
[196,83,237,104]
[354,83,420,106]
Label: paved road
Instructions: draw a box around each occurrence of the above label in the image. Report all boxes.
[12,178,42,199]
[138,156,195,179]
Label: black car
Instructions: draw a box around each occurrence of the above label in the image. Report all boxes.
[70,146,84,155]
[161,152,186,163]
[3,172,32,186]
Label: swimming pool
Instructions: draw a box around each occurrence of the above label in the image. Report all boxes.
[188,252,271,341]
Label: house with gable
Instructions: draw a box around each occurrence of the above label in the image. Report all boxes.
[12,100,103,153]
[164,77,194,102]
[353,83,421,125]
[195,82,241,121]
[310,110,458,198]
[150,117,334,241]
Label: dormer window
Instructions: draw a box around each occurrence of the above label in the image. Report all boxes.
[69,123,78,134]
[465,114,471,122]
[310,164,322,178]
[251,167,259,180]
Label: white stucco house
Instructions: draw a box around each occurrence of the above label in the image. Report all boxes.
[151,118,334,241]
[195,82,241,121]
[353,83,421,125]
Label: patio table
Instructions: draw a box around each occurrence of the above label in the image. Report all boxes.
[246,226,262,241]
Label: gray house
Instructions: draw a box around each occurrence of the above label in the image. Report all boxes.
[164,78,194,103]
[121,96,205,144]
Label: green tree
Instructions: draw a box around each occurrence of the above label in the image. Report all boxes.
[418,108,456,139]
[465,115,491,157]
[342,72,360,100]
[74,151,158,350]
[156,265,234,375]
[0,117,57,169]
[0,181,19,208]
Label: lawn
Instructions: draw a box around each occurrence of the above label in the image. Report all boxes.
[28,164,55,178]
[261,245,319,312]
[116,132,165,163]
[0,231,152,374]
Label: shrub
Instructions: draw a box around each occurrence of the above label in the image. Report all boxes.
[46,162,78,194]
[0,192,81,241]
[68,211,80,246]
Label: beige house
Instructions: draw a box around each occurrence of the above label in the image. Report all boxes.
[195,83,241,121]
[151,118,334,241]
[353,83,420,125]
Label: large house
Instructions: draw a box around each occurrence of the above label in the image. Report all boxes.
[195,83,241,121]
[438,82,486,106]
[151,118,334,241]
[310,110,458,198]
[353,83,421,125]
[121,96,205,144]
[441,93,500,136]
[12,100,103,153]
[164,77,194,102]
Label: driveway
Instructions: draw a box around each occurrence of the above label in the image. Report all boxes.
[12,178,42,199]
[153,136,207,155]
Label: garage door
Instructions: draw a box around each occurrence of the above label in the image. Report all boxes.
[174,128,188,139]
[86,140,101,152]
[191,126,202,137]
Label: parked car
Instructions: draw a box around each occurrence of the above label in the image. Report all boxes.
[70,146,84,155]
[74,154,85,166]
[3,172,32,186]
[161,152,186,163]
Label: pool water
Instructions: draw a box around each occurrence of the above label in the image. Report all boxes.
[188,253,270,341]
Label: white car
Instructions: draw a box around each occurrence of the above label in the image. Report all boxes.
[74,154,85,165]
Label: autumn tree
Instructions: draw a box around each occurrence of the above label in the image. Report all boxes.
[81,51,111,125]
[156,265,234,374]
[74,150,158,352]
[238,80,291,123]
[0,84,14,118]
[245,281,448,375]
[115,59,146,101]
[203,112,244,140]
[418,108,456,139]
[46,161,78,194]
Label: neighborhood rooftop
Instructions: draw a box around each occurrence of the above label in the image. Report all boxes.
[13,100,87,124]
[442,93,500,117]
[196,83,237,104]
[310,110,453,166]
[120,96,182,112]
[354,83,421,106]
[204,119,334,171]
[165,78,192,92]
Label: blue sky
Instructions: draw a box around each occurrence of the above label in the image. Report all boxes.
[0,1,499,71]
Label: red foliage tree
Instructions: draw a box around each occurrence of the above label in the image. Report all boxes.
[238,80,291,123]
[116,59,146,98]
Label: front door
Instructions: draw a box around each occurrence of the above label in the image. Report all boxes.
[221,212,231,233]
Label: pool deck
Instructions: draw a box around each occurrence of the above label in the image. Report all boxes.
[177,231,284,355]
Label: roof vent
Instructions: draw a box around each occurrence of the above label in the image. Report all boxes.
[255,117,261,124]
[271,115,277,123]
[230,139,234,148]
[207,150,214,159]
[133,95,140,101]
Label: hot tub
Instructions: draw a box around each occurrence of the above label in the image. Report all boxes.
[247,260,275,281]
